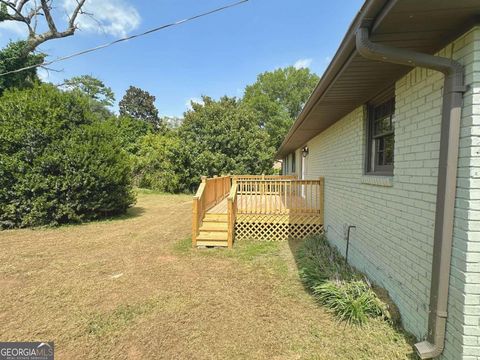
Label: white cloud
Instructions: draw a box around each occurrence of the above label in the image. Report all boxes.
[185,97,204,110]
[62,0,141,37]
[293,58,313,69]
[37,68,50,82]
[0,21,29,38]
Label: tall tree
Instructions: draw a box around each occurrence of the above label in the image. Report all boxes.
[0,0,87,57]
[0,0,88,93]
[178,96,274,190]
[243,66,319,149]
[62,75,115,107]
[119,86,165,132]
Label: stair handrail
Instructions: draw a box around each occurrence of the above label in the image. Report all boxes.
[192,177,207,247]
[227,179,237,248]
[192,175,232,247]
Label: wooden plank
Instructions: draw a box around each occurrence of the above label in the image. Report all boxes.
[200,222,228,232]
[197,232,228,241]
[204,213,228,221]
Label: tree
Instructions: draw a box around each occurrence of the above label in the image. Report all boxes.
[0,0,87,57]
[108,115,153,156]
[62,75,115,107]
[0,83,135,228]
[0,41,43,94]
[243,66,319,149]
[133,133,184,193]
[60,75,116,119]
[178,96,274,190]
[0,0,88,93]
[119,86,165,132]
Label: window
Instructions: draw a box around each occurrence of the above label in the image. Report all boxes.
[366,98,395,175]
[291,152,296,173]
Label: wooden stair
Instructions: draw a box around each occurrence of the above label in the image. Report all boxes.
[196,213,228,247]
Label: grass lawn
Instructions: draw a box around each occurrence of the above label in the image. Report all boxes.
[0,192,417,359]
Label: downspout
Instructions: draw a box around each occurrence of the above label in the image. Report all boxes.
[356,25,466,359]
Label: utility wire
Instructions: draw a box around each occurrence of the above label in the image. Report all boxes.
[0,0,249,77]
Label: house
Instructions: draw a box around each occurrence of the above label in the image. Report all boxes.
[277,0,480,359]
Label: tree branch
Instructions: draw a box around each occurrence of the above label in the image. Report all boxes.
[14,0,88,56]
[67,0,86,29]
[0,0,34,34]
[15,0,29,13]
[39,0,55,32]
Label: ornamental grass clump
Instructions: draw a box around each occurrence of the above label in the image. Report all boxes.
[297,234,392,325]
[313,280,390,325]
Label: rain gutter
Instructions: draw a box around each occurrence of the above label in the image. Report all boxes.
[356,24,466,359]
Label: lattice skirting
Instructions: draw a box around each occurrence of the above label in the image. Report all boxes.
[235,221,324,242]
[236,213,322,225]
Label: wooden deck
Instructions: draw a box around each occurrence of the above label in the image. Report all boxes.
[192,175,324,247]
[207,194,321,215]
[208,197,228,214]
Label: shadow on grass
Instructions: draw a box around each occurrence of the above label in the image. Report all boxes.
[95,206,146,224]
[288,235,420,359]
[287,237,310,290]
[125,206,146,219]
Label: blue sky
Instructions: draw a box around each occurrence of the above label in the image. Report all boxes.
[0,0,364,117]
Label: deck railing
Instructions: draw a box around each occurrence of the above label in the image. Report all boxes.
[192,175,324,247]
[232,175,297,181]
[192,175,231,246]
[236,178,324,218]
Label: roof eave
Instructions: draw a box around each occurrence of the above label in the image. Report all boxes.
[275,0,392,159]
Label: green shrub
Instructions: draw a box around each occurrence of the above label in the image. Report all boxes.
[297,235,392,325]
[0,84,135,228]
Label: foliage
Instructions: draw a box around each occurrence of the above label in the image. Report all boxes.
[0,41,44,94]
[132,133,185,193]
[243,66,319,149]
[313,281,390,325]
[0,84,135,228]
[297,234,360,289]
[107,116,153,155]
[178,96,275,190]
[296,235,391,325]
[62,75,115,107]
[119,86,165,132]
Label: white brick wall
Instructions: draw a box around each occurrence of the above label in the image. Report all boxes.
[296,27,480,360]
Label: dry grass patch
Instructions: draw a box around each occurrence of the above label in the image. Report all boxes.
[0,192,416,359]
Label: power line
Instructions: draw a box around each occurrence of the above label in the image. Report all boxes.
[0,0,249,77]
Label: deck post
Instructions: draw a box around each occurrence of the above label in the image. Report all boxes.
[192,198,199,247]
[227,199,234,249]
[213,175,218,204]
[319,176,325,224]
[227,178,237,249]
